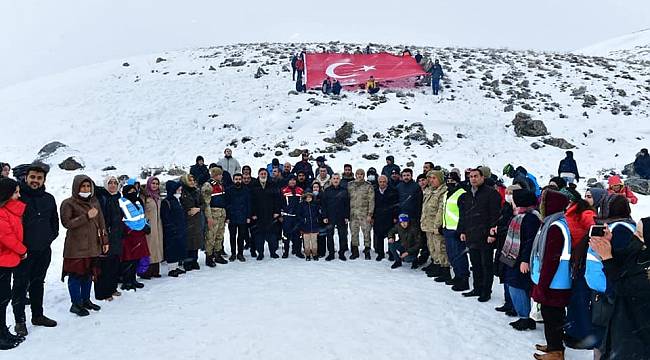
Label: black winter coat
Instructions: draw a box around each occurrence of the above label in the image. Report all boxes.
[95,186,124,256]
[180,185,203,251]
[373,187,399,227]
[457,184,502,249]
[161,182,187,263]
[190,164,210,187]
[558,155,580,178]
[396,180,423,221]
[321,185,350,223]
[19,183,59,251]
[226,185,251,225]
[381,164,401,178]
[250,182,280,230]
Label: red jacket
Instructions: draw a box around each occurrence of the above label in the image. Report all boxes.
[0,199,28,268]
[608,186,638,205]
[531,225,571,307]
[565,204,595,248]
[295,59,304,71]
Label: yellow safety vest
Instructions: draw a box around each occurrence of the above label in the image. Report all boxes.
[443,188,465,230]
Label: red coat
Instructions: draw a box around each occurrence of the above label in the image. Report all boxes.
[531,225,571,307]
[608,186,638,205]
[565,204,595,248]
[121,226,150,262]
[0,199,28,267]
[295,59,304,71]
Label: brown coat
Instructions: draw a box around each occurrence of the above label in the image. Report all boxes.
[60,175,108,259]
[144,196,164,263]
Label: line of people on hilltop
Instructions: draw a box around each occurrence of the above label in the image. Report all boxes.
[0,150,649,358]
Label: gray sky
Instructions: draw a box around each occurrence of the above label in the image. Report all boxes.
[1,0,648,88]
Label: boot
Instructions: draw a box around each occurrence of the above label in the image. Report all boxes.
[229,254,236,262]
[282,249,289,258]
[434,267,451,283]
[0,327,21,350]
[191,261,200,270]
[214,255,228,265]
[350,247,359,260]
[364,247,371,260]
[421,262,435,272]
[325,253,335,261]
[387,251,394,261]
[237,254,246,262]
[426,264,441,278]
[4,326,24,344]
[256,254,264,261]
[339,251,347,261]
[250,249,258,258]
[478,293,491,302]
[313,255,319,261]
[295,251,305,259]
[183,262,194,272]
[121,283,137,291]
[168,269,180,277]
[533,351,564,360]
[462,288,481,297]
[505,309,518,317]
[32,315,57,328]
[445,276,456,286]
[134,281,145,289]
[509,318,536,331]
[495,304,512,313]
[410,258,420,269]
[391,259,403,269]
[69,303,90,317]
[83,300,101,311]
[270,252,279,259]
[205,255,217,268]
[14,322,27,337]
[452,277,470,292]
[306,255,312,261]
[375,254,384,261]
[535,344,549,353]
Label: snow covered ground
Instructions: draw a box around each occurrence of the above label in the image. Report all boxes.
[578,28,650,63]
[1,40,649,359]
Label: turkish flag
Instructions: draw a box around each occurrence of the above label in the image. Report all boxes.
[304,52,427,89]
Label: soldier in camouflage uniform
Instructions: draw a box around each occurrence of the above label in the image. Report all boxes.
[420,170,450,281]
[347,168,375,260]
[201,167,228,267]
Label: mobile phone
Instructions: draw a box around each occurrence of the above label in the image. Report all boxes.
[589,225,606,237]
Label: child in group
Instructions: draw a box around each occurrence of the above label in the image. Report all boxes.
[298,192,321,261]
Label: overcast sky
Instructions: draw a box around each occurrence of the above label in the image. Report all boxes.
[1,0,648,88]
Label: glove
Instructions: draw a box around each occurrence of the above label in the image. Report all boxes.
[143,224,151,235]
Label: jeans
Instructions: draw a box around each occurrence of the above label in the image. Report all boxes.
[469,248,494,295]
[68,275,92,305]
[432,79,441,95]
[388,242,416,263]
[508,286,531,319]
[11,248,51,321]
[503,284,513,309]
[443,229,469,279]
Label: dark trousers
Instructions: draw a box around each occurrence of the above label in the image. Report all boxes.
[0,267,12,328]
[120,260,137,286]
[432,79,441,95]
[255,229,279,255]
[185,250,199,263]
[94,255,120,300]
[317,234,327,257]
[282,216,301,253]
[326,221,348,255]
[228,223,247,256]
[541,305,566,352]
[469,247,494,295]
[443,229,469,278]
[373,222,392,255]
[67,275,92,305]
[292,67,297,81]
[11,248,51,322]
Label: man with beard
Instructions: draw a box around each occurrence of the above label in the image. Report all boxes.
[321,174,350,261]
[341,164,355,188]
[225,174,251,262]
[372,175,399,261]
[295,171,311,191]
[11,165,59,336]
[250,169,281,260]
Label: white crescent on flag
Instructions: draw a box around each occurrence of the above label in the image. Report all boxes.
[325,62,356,79]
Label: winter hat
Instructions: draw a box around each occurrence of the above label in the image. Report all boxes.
[607,195,631,219]
[478,166,492,180]
[196,156,204,163]
[586,188,607,210]
[391,169,400,176]
[502,164,515,177]
[398,213,410,223]
[426,170,444,185]
[0,178,18,206]
[512,189,537,208]
[549,176,567,190]
[126,178,137,186]
[641,148,649,155]
[608,175,623,187]
[447,171,461,184]
[540,189,569,218]
[367,167,378,176]
[209,167,223,176]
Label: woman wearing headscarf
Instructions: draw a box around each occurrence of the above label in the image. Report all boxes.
[141,177,163,279]
[179,174,202,271]
[118,185,150,291]
[530,189,572,360]
[161,181,187,277]
[60,175,108,317]
[0,178,27,349]
[94,176,124,301]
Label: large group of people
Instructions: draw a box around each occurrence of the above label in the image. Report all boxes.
[0,148,649,359]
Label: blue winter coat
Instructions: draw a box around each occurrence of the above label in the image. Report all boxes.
[298,201,321,233]
[161,181,187,263]
[558,155,580,179]
[430,64,444,81]
[226,185,251,225]
[396,180,423,220]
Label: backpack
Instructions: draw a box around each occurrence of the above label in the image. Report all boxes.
[526,173,541,198]
[585,222,636,292]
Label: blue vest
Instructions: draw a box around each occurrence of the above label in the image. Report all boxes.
[118,197,148,231]
[531,218,572,290]
[585,221,636,292]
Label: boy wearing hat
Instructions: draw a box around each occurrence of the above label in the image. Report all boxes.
[386,214,422,269]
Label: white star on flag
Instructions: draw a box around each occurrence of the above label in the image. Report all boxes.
[361,65,376,72]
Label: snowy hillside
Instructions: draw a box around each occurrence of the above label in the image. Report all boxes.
[578,28,650,63]
[1,42,649,359]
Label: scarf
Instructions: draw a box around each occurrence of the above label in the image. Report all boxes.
[530,211,564,266]
[145,177,160,201]
[500,208,541,267]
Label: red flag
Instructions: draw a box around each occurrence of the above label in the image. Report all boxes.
[304,52,427,89]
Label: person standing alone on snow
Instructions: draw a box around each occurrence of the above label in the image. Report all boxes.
[557,151,579,184]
